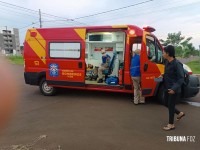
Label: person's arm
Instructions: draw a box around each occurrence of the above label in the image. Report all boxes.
[104,55,111,66]
[171,62,184,92]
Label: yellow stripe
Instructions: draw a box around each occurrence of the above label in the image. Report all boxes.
[126,36,130,45]
[142,31,149,45]
[74,28,86,40]
[25,29,46,64]
[156,64,165,74]
[112,25,128,28]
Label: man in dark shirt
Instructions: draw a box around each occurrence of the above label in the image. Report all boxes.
[162,45,185,131]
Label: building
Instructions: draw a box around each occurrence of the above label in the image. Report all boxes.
[0,27,20,55]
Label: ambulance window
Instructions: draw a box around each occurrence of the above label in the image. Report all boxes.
[146,35,156,62]
[131,37,142,54]
[156,41,163,63]
[49,42,81,59]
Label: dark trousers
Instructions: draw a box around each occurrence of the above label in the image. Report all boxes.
[164,91,180,124]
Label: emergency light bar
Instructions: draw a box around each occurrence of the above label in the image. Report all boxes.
[143,26,155,32]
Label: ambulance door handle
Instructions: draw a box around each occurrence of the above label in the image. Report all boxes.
[78,62,83,68]
[144,63,148,72]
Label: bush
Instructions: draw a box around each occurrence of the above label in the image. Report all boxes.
[7,55,24,65]
[186,60,200,74]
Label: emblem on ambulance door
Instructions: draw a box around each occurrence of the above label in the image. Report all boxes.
[49,63,59,77]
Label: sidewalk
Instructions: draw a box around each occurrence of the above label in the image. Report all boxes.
[178,56,200,64]
[194,74,200,79]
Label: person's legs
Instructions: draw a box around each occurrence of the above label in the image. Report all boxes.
[168,93,183,123]
[164,91,169,107]
[164,91,180,115]
[131,77,140,104]
[163,93,176,130]
[168,94,176,124]
[98,66,103,79]
[97,66,106,83]
[138,81,145,103]
[163,92,184,131]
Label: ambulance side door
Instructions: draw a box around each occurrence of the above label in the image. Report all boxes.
[46,28,86,87]
[140,32,163,96]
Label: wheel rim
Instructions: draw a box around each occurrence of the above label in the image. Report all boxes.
[42,81,53,94]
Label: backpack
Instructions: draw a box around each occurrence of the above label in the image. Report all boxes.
[106,76,119,85]
[176,60,189,86]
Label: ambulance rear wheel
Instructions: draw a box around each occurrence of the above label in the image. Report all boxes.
[39,78,56,96]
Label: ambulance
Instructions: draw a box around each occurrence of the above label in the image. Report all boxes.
[23,25,199,103]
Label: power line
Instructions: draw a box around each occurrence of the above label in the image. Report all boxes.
[39,9,42,28]
[73,0,154,20]
[0,1,38,13]
[0,0,86,26]
[83,0,200,25]
[0,0,155,28]
[32,0,185,26]
[20,0,155,27]
[0,0,158,29]
[19,22,40,29]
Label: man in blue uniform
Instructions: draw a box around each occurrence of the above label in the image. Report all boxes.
[130,49,145,104]
[97,48,111,83]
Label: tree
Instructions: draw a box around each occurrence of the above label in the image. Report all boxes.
[160,32,196,58]
[160,31,184,47]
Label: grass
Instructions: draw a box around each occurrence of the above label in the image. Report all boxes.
[186,60,200,74]
[7,55,24,65]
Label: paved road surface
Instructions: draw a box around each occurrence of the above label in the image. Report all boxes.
[0,64,199,150]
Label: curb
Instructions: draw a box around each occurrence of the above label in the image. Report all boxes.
[194,74,200,79]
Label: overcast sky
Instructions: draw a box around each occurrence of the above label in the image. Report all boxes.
[0,0,200,48]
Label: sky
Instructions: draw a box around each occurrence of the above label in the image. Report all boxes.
[0,0,200,49]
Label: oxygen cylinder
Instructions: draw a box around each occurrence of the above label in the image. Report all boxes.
[118,68,123,85]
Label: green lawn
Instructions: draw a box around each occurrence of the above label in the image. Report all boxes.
[186,60,200,74]
[7,55,24,65]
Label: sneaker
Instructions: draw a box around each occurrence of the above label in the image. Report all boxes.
[131,100,138,105]
[139,101,145,104]
[97,79,103,83]
[176,112,185,121]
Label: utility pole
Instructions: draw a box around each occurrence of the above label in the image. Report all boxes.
[39,9,42,28]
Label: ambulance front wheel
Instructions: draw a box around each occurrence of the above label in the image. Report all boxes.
[39,78,56,96]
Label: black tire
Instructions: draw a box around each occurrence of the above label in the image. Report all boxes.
[39,78,56,96]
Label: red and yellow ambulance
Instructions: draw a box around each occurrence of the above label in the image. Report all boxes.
[23,25,199,103]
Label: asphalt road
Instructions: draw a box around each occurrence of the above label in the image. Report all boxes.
[0,64,199,150]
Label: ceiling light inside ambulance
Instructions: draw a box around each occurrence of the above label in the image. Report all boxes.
[30,32,37,37]
[129,30,135,35]
[143,26,155,32]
